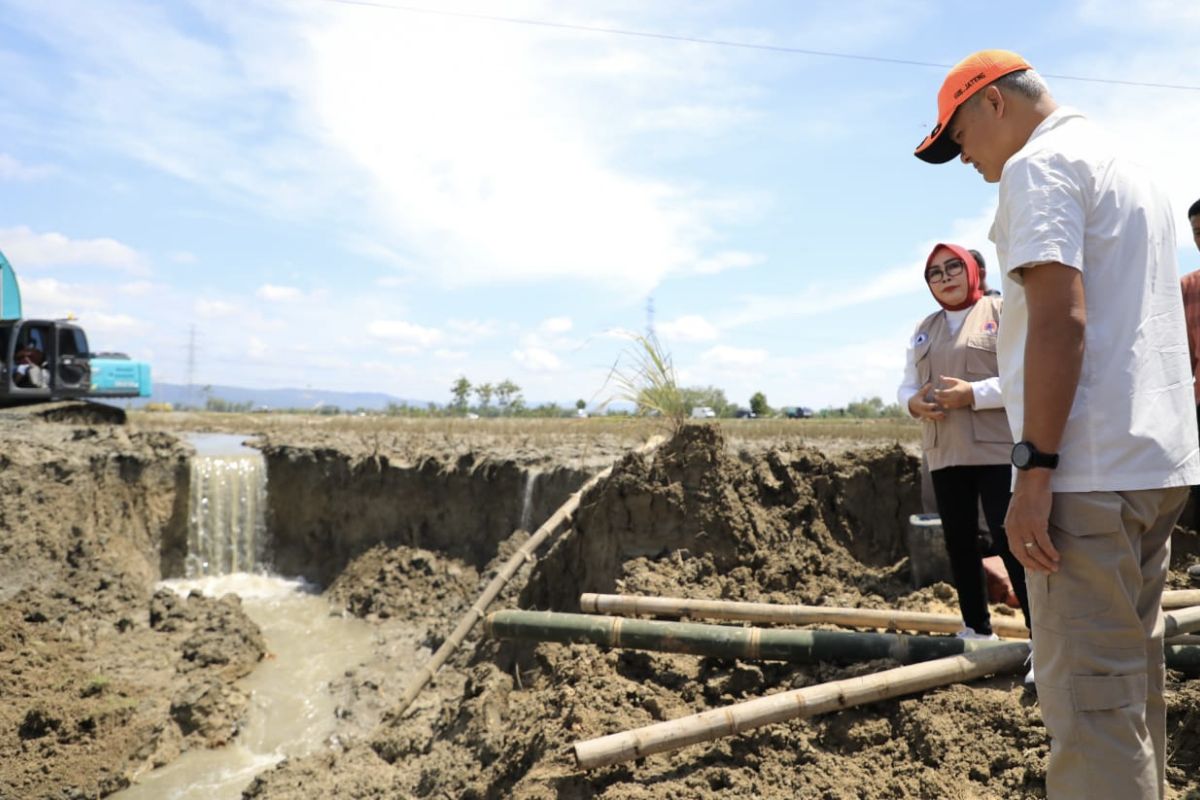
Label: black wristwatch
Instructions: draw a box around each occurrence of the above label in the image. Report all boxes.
[1011,441,1059,471]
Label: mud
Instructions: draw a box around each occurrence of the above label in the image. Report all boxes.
[4,412,1200,799]
[0,418,263,799]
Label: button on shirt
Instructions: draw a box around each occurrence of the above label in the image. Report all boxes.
[990,107,1200,492]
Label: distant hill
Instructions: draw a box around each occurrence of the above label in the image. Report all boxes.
[136,382,429,412]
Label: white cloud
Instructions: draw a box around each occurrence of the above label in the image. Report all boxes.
[701,344,768,368]
[78,311,144,334]
[118,281,156,296]
[368,319,442,346]
[246,336,269,360]
[433,348,468,360]
[448,318,499,338]
[0,153,55,181]
[513,346,562,372]
[717,204,998,328]
[693,250,764,275]
[169,250,197,264]
[658,314,719,342]
[257,284,303,302]
[195,298,238,318]
[20,277,104,314]
[539,316,573,334]
[0,225,147,274]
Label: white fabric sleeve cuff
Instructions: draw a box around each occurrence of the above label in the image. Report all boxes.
[970,377,1003,410]
[898,385,920,418]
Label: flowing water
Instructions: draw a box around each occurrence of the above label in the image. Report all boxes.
[112,434,374,800]
[519,469,540,532]
[185,434,269,576]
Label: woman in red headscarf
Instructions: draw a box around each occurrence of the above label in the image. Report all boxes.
[898,244,1030,658]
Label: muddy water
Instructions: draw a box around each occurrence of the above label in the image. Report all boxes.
[112,433,378,798]
[112,574,374,800]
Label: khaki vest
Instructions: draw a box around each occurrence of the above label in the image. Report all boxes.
[914,296,1012,471]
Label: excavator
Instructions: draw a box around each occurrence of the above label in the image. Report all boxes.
[0,249,151,407]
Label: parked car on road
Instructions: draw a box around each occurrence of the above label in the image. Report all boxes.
[690,406,717,419]
[782,406,815,419]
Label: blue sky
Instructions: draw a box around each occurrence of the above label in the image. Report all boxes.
[1,0,1198,410]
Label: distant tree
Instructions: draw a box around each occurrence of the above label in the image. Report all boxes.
[205,396,253,413]
[474,382,495,413]
[749,391,771,417]
[495,379,522,414]
[844,396,903,419]
[680,385,733,417]
[450,377,472,415]
[575,398,587,411]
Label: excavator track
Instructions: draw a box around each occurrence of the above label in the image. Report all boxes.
[0,399,126,425]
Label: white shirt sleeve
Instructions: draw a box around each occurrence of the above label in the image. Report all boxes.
[999,154,1086,276]
[970,377,1003,410]
[897,324,923,417]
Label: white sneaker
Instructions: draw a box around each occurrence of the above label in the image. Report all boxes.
[1024,646,1036,686]
[955,626,1000,641]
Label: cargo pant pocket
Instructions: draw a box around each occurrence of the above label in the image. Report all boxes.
[1045,493,1127,621]
[1071,672,1146,712]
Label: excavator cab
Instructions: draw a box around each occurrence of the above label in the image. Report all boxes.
[0,249,151,407]
[0,319,93,404]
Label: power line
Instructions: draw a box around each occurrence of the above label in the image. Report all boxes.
[313,0,1200,92]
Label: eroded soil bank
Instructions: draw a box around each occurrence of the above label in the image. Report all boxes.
[4,412,1200,799]
[242,424,1200,800]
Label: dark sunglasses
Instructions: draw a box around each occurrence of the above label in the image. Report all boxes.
[925,258,966,284]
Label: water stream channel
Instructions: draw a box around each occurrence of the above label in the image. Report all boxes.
[112,434,375,800]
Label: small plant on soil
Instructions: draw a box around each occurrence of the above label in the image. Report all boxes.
[601,332,689,432]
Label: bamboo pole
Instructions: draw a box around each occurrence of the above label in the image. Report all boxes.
[1163,590,1200,609]
[486,609,1200,674]
[1164,604,1200,637]
[485,610,1016,664]
[571,607,1200,770]
[572,641,1030,769]
[579,592,1031,639]
[391,436,664,717]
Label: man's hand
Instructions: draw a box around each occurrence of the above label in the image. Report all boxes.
[907,382,945,421]
[933,375,975,410]
[1005,469,1060,573]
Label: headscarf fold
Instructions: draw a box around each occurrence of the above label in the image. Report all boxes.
[925,242,981,311]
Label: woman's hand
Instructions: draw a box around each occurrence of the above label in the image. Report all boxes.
[933,375,975,410]
[907,382,945,421]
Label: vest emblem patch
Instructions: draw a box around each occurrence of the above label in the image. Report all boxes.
[983,321,997,335]
[913,332,928,347]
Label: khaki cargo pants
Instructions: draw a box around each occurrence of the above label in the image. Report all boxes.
[1029,487,1188,800]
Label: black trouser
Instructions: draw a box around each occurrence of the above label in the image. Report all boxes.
[1192,404,1200,531]
[930,464,1031,634]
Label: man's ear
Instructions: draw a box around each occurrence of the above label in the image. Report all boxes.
[983,85,1006,118]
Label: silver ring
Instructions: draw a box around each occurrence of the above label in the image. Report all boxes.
[1023,542,1035,549]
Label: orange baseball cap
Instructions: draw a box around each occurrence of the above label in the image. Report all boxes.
[914,49,1033,164]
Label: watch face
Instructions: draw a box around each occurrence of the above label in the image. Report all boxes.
[1012,443,1032,469]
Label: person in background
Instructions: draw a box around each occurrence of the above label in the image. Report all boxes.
[970,249,1001,296]
[915,49,1200,799]
[1181,197,1200,584]
[898,243,1031,652]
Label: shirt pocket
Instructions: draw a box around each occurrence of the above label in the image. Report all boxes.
[970,407,1012,444]
[914,337,934,387]
[965,333,999,378]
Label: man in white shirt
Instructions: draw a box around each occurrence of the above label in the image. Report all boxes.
[914,50,1200,799]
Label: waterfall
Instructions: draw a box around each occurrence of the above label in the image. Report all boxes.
[186,447,268,577]
[519,470,540,532]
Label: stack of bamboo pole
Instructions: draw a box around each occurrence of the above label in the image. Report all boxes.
[480,592,1200,769]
